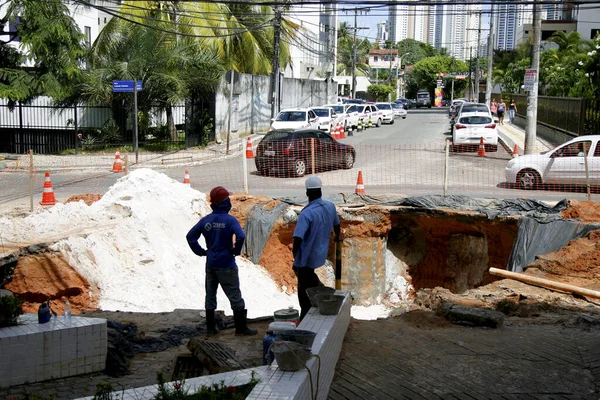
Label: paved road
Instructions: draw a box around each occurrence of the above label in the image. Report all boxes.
[0,109,596,212]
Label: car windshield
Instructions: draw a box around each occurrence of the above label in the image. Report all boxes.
[262,131,296,141]
[461,104,488,114]
[276,111,306,122]
[376,104,392,110]
[312,109,330,117]
[459,116,493,124]
[417,93,429,99]
[392,103,403,109]
[329,105,344,113]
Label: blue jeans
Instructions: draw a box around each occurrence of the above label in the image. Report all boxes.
[509,109,515,123]
[205,267,245,311]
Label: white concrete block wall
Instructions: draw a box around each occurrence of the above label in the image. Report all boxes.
[0,314,107,388]
[74,291,351,400]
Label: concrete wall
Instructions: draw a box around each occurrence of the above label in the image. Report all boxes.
[214,73,336,142]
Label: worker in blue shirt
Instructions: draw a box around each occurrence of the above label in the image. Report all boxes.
[186,186,257,336]
[293,176,341,320]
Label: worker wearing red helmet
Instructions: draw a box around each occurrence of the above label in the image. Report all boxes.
[186,186,257,336]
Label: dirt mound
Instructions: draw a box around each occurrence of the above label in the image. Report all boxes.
[4,252,99,314]
[562,200,600,222]
[65,193,103,206]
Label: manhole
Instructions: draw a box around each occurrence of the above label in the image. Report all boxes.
[171,353,205,380]
[187,338,245,374]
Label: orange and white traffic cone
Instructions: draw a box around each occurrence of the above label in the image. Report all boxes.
[355,171,366,195]
[40,172,57,206]
[111,148,124,173]
[245,137,255,159]
[477,137,487,157]
[183,170,190,185]
[339,123,346,139]
[513,144,519,158]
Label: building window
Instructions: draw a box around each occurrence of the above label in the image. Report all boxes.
[8,17,21,42]
[592,29,600,39]
[374,56,378,62]
[84,26,92,48]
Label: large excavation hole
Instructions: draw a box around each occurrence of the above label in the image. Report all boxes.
[386,212,519,295]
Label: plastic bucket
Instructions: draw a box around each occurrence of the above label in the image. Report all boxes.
[315,294,345,315]
[274,306,300,326]
[306,286,336,308]
[274,329,317,347]
[271,341,312,371]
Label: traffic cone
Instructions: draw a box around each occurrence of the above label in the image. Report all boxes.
[477,137,487,157]
[183,170,190,185]
[513,144,519,158]
[355,171,366,195]
[339,123,346,139]
[245,137,255,159]
[111,148,124,173]
[40,172,57,206]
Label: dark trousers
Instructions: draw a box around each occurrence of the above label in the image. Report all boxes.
[293,266,323,320]
[205,267,245,311]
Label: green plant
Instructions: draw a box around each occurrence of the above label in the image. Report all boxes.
[154,371,259,400]
[100,119,123,144]
[0,292,24,328]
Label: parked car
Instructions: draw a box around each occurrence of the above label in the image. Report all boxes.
[375,102,396,124]
[345,104,367,129]
[505,135,600,190]
[452,113,498,152]
[254,129,356,177]
[449,99,466,116]
[392,102,408,119]
[323,104,360,131]
[270,108,319,132]
[450,102,493,133]
[407,99,417,109]
[310,107,338,133]
[343,98,365,105]
[353,104,383,127]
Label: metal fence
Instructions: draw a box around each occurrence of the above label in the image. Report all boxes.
[3,141,600,213]
[0,97,188,154]
[495,94,600,137]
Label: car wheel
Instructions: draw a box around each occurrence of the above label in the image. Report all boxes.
[376,118,382,127]
[342,152,355,169]
[517,169,541,190]
[390,119,395,125]
[257,166,268,176]
[294,159,307,177]
[487,144,498,152]
[402,116,407,119]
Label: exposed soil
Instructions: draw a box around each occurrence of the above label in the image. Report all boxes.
[65,193,103,206]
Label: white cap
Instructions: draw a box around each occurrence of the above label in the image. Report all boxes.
[305,176,322,189]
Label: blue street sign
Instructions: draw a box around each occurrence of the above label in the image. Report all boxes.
[112,80,142,92]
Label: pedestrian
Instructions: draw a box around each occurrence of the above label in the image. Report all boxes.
[497,99,506,125]
[186,186,257,336]
[292,176,341,320]
[491,99,498,116]
[509,99,518,124]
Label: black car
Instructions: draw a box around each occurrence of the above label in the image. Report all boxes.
[343,99,365,105]
[255,129,356,177]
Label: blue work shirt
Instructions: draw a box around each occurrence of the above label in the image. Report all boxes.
[293,198,340,269]
[186,198,245,269]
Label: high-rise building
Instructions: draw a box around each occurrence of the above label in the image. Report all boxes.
[495,0,532,50]
[376,20,388,46]
[388,4,410,43]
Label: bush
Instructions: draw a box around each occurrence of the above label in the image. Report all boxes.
[0,292,24,328]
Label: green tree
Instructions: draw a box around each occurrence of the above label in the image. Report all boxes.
[367,83,394,101]
[405,55,468,98]
[394,39,437,65]
[0,0,86,103]
[336,27,371,76]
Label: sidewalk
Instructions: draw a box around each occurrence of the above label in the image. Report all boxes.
[497,122,554,155]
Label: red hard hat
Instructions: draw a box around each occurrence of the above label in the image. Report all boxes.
[209,186,230,204]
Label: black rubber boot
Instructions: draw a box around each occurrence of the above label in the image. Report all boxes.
[206,309,219,336]
[234,309,257,336]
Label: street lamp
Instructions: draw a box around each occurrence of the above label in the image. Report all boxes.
[396,52,410,99]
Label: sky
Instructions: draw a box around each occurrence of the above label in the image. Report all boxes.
[0,169,395,320]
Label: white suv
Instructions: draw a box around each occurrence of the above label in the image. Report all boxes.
[270,109,320,132]
[375,102,396,124]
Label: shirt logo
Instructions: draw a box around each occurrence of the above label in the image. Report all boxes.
[204,223,212,231]
[212,222,226,229]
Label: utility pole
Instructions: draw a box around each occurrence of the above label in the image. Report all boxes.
[474,11,482,102]
[525,0,542,154]
[351,9,358,99]
[270,4,282,119]
[468,47,473,101]
[485,4,495,107]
